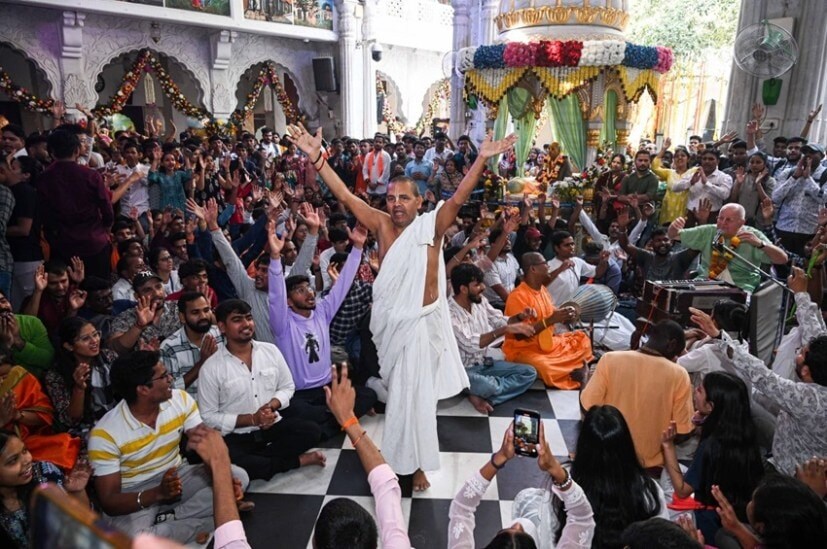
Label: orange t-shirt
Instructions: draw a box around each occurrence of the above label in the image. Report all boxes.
[580,350,694,468]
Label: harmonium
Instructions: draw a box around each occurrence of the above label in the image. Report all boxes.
[638,279,748,324]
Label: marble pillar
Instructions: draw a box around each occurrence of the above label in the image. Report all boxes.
[468,0,501,144]
[361,0,378,137]
[337,0,362,136]
[449,0,471,139]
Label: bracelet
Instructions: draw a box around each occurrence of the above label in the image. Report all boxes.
[552,470,572,490]
[341,416,359,431]
[312,150,323,165]
[352,430,368,447]
[542,318,548,329]
[490,453,506,470]
[251,413,259,427]
[137,491,146,510]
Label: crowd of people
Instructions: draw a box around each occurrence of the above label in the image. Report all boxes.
[0,99,824,549]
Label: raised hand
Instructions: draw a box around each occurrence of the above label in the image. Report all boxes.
[160,468,183,500]
[711,485,742,533]
[64,459,93,493]
[478,132,517,159]
[808,104,823,122]
[760,197,774,221]
[746,119,759,136]
[795,457,827,499]
[72,362,92,390]
[348,223,368,249]
[0,391,18,427]
[616,207,631,228]
[33,264,47,293]
[134,295,156,329]
[695,198,713,225]
[688,307,719,338]
[267,220,287,258]
[300,202,320,231]
[68,289,87,311]
[67,256,85,285]
[662,137,672,151]
[735,166,746,185]
[751,102,765,121]
[676,514,705,546]
[324,363,356,427]
[285,123,323,157]
[186,198,206,221]
[719,130,738,144]
[327,262,340,285]
[204,198,219,229]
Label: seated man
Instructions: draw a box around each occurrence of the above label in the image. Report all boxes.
[0,289,54,377]
[319,228,350,291]
[160,291,222,397]
[112,252,146,302]
[198,299,324,480]
[449,263,538,414]
[21,259,85,335]
[326,252,373,371]
[166,259,218,308]
[668,203,788,292]
[580,319,694,469]
[620,227,697,282]
[503,252,593,389]
[693,267,827,477]
[108,271,182,354]
[88,350,250,543]
[482,227,520,309]
[267,219,376,438]
[78,276,116,341]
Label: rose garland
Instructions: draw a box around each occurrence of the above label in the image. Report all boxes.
[0,66,54,114]
[230,62,301,128]
[709,235,741,279]
[466,40,673,73]
[93,49,210,120]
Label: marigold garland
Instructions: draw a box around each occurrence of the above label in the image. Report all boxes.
[709,235,741,279]
[230,63,301,128]
[92,49,210,120]
[376,75,404,135]
[0,66,54,114]
[415,79,451,136]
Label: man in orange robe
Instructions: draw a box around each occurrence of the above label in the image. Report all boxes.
[503,252,593,389]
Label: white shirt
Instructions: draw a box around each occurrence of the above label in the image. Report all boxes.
[112,278,134,301]
[672,169,733,212]
[197,341,296,435]
[449,296,508,367]
[482,253,520,306]
[546,256,595,305]
[116,163,150,215]
[423,147,454,175]
[319,246,337,291]
[362,150,392,194]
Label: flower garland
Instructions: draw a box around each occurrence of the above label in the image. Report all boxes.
[709,235,741,279]
[230,63,301,128]
[93,49,209,120]
[466,40,673,73]
[0,66,54,114]
[376,75,404,135]
[414,78,451,136]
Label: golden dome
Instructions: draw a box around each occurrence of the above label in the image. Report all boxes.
[496,0,630,42]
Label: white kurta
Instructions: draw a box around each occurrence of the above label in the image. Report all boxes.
[371,202,469,475]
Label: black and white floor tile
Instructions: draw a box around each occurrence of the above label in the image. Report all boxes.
[241,383,582,548]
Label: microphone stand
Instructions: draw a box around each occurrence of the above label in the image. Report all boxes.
[714,242,793,295]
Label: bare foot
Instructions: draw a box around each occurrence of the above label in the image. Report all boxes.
[413,469,430,492]
[468,395,494,414]
[195,532,211,545]
[299,450,327,467]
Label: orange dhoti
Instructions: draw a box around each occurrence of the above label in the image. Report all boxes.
[503,284,593,389]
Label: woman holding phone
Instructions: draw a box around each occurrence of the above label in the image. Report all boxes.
[448,422,595,548]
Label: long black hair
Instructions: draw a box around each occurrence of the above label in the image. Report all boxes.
[751,474,827,549]
[693,372,764,519]
[554,405,662,548]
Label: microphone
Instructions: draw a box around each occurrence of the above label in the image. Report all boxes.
[712,230,723,250]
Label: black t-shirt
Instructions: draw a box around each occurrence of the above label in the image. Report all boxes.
[636,248,696,281]
[8,182,42,262]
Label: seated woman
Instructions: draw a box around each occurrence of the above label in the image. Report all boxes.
[43,317,118,437]
[661,371,764,544]
[0,431,91,548]
[554,405,668,549]
[0,340,80,472]
[448,423,594,549]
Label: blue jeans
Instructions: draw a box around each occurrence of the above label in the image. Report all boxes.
[466,360,537,406]
[0,271,12,301]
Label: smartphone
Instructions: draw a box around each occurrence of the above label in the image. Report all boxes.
[30,484,132,549]
[513,408,541,458]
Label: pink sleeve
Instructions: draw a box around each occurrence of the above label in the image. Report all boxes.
[214,520,251,549]
[367,464,412,549]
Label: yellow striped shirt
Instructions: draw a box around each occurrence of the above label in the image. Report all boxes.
[89,390,202,489]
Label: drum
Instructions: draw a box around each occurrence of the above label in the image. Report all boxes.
[561,284,618,323]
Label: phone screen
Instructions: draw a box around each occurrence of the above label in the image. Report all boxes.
[513,409,540,457]
[31,485,131,549]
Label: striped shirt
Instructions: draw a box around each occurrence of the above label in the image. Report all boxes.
[160,325,224,396]
[88,390,202,489]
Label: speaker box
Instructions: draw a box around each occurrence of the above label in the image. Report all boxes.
[312,57,337,92]
[749,279,789,366]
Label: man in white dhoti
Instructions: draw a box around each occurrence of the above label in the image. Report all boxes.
[286,123,515,491]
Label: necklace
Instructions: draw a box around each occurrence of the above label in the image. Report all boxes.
[709,235,741,278]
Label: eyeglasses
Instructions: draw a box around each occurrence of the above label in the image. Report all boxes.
[148,370,173,384]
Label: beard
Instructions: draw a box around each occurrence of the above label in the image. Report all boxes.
[187,319,212,334]
[469,293,483,304]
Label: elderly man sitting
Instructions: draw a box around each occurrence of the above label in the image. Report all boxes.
[667,203,788,293]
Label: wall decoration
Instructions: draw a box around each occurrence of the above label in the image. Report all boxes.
[230,62,301,128]
[0,65,54,114]
[166,0,230,16]
[243,0,334,30]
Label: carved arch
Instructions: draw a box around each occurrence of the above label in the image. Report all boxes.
[376,70,407,125]
[0,40,59,100]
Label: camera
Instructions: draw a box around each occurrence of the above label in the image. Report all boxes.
[371,42,383,62]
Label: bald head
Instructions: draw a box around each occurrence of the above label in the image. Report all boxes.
[521,252,545,273]
[717,203,746,237]
[720,203,745,222]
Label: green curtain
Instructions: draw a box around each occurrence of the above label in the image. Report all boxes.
[507,87,536,176]
[599,90,618,151]
[489,95,510,172]
[548,94,586,172]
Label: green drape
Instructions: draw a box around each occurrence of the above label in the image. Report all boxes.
[489,95,510,172]
[600,90,618,151]
[507,87,536,176]
[548,94,586,172]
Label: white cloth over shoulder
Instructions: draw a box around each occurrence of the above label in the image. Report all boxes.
[371,201,469,475]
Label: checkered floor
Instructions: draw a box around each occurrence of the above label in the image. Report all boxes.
[240,382,581,548]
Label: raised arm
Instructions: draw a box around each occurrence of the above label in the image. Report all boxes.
[286,124,387,234]
[436,133,517,238]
